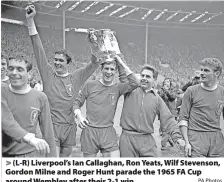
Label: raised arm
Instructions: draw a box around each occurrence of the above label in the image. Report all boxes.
[114,55,139,95]
[72,55,99,85]
[26,4,54,84]
[72,30,107,85]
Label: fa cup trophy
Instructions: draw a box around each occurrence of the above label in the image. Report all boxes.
[88,28,121,62]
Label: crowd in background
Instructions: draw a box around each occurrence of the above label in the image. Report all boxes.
[1,22,224,89]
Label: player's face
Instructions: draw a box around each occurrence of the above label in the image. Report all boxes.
[1,58,7,77]
[7,59,29,90]
[54,54,68,75]
[101,62,116,85]
[200,65,217,84]
[140,69,154,90]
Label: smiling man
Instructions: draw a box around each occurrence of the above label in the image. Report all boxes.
[1,54,10,84]
[73,55,137,157]
[26,5,101,157]
[119,65,185,157]
[2,83,54,156]
[2,57,56,157]
[179,57,224,157]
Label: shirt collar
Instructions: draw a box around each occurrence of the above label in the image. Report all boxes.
[141,88,156,95]
[200,83,217,91]
[99,79,114,87]
[9,84,31,94]
[56,72,69,77]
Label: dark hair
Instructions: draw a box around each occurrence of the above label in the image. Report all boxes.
[101,60,117,70]
[8,56,32,72]
[55,49,73,64]
[140,64,158,79]
[200,57,223,77]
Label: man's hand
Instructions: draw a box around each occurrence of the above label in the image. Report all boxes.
[25,4,36,19]
[184,142,192,157]
[114,54,133,75]
[114,54,125,66]
[88,32,105,60]
[91,54,108,65]
[23,133,50,156]
[74,109,89,129]
[30,138,50,156]
[89,33,99,54]
[76,115,90,129]
[176,139,186,148]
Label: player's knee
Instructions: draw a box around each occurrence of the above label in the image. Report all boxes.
[60,146,72,157]
[103,150,120,157]
[83,153,97,158]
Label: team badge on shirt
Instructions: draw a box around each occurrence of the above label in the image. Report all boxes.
[109,93,117,105]
[65,84,73,96]
[30,107,40,126]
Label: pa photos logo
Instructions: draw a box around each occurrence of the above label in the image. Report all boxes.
[65,84,73,96]
[30,107,40,125]
[109,93,117,105]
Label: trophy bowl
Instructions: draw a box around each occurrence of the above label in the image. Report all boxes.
[88,28,121,59]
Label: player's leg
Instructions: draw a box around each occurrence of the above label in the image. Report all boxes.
[119,131,139,157]
[188,130,208,157]
[56,146,60,157]
[83,153,98,157]
[60,124,77,157]
[52,123,61,157]
[102,150,120,157]
[140,134,158,157]
[209,130,224,157]
[60,146,73,157]
[80,127,99,157]
[100,126,120,157]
